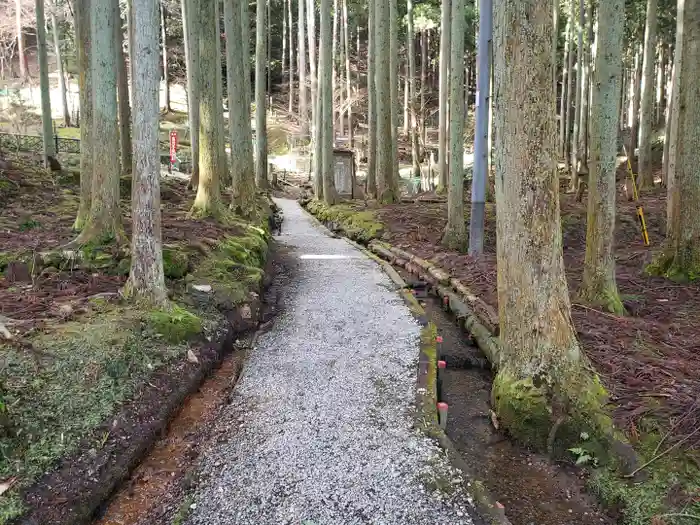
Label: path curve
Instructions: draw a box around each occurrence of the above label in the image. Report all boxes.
[185,198,476,525]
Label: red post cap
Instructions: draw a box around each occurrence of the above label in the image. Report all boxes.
[437,402,449,411]
[438,360,447,369]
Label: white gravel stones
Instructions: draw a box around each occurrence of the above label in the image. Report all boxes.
[185,198,476,525]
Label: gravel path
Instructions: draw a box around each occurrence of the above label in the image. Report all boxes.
[186,198,476,525]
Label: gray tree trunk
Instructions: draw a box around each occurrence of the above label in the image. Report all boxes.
[637,0,658,189]
[319,0,337,204]
[255,0,269,188]
[16,0,26,80]
[403,64,409,135]
[125,0,167,305]
[182,0,200,187]
[564,0,576,172]
[437,0,451,189]
[242,0,251,109]
[580,0,624,314]
[407,0,420,179]
[630,45,642,160]
[665,0,683,240]
[366,0,376,197]
[288,0,294,115]
[36,0,57,167]
[308,0,320,191]
[577,0,592,175]
[559,14,570,158]
[51,10,71,127]
[116,0,133,174]
[442,0,466,251]
[191,0,224,215]
[343,0,353,146]
[493,0,609,451]
[389,0,398,187]
[215,0,228,186]
[298,0,307,134]
[74,0,93,230]
[420,30,427,147]
[160,0,171,111]
[570,0,583,191]
[225,0,256,215]
[374,0,396,203]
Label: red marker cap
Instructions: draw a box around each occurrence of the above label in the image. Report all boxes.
[437,402,449,411]
[438,360,447,369]
[436,336,443,343]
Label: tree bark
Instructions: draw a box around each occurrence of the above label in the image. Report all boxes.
[664,13,682,219]
[570,0,583,192]
[389,0,398,187]
[403,64,409,135]
[441,0,466,251]
[74,0,93,230]
[366,0,376,197]
[191,0,224,216]
[332,0,338,131]
[16,0,26,80]
[124,0,168,306]
[225,0,256,215]
[287,0,294,115]
[559,13,569,158]
[255,0,269,188]
[51,10,71,127]
[116,0,133,174]
[407,0,420,180]
[182,0,200,187]
[319,0,337,204]
[342,0,352,146]
[420,30,427,148]
[437,0,451,190]
[160,0,171,111]
[563,0,576,173]
[580,0,624,314]
[493,0,612,452]
[630,44,642,161]
[637,0,658,189]
[36,0,57,167]
[307,0,319,190]
[374,0,396,203]
[298,0,307,134]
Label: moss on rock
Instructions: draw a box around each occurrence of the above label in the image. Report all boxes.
[146,305,202,343]
[305,200,384,243]
[162,248,190,279]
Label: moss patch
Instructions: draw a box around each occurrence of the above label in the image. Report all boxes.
[305,200,384,243]
[163,248,190,279]
[146,305,202,343]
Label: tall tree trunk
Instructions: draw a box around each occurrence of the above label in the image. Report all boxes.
[389,0,398,186]
[182,0,200,187]
[437,0,450,190]
[267,0,271,100]
[242,0,251,109]
[307,0,319,187]
[215,0,228,186]
[630,45,642,162]
[16,0,26,80]
[319,0,337,204]
[564,0,576,173]
[559,14,569,158]
[71,0,123,244]
[637,0,658,189]
[343,0,352,146]
[191,0,224,215]
[655,43,665,127]
[74,0,93,230]
[374,0,395,203]
[332,0,338,131]
[298,0,307,134]
[493,0,612,453]
[581,0,593,166]
[51,10,71,127]
[580,0,624,314]
[282,0,287,81]
[255,0,269,188]
[441,0,466,250]
[403,65,409,135]
[651,0,700,280]
[663,53,677,191]
[407,0,420,179]
[116,0,133,174]
[576,0,591,175]
[337,0,344,135]
[125,0,167,305]
[570,0,584,192]
[225,0,256,215]
[36,0,57,167]
[288,0,294,115]
[420,30,427,148]
[160,0,171,111]
[366,0,376,197]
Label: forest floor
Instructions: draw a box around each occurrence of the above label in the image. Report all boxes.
[301,165,700,524]
[0,155,274,524]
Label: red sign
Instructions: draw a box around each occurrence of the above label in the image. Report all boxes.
[169,130,178,163]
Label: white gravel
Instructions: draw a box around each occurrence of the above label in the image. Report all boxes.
[185,198,476,525]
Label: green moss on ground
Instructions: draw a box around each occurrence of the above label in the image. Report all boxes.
[147,305,202,343]
[588,428,700,525]
[163,248,190,279]
[305,200,384,243]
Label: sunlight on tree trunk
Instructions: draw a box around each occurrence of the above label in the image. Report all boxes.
[36,0,57,167]
[637,0,658,189]
[182,0,200,188]
[437,0,450,190]
[124,0,168,306]
[225,0,256,216]
[374,0,396,203]
[319,0,337,205]
[74,0,93,231]
[51,10,71,127]
[665,1,683,237]
[297,0,307,134]
[255,0,269,188]
[287,0,294,116]
[493,0,614,453]
[580,0,625,314]
[191,0,224,217]
[16,0,26,80]
[441,0,466,251]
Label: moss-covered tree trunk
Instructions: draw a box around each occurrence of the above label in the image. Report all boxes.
[407,0,421,181]
[115,0,133,175]
[124,0,168,306]
[255,0,269,189]
[441,0,466,251]
[225,0,256,216]
[36,0,57,167]
[366,0,377,198]
[637,0,658,189]
[182,0,200,188]
[579,0,624,314]
[650,0,700,281]
[71,0,124,245]
[191,0,224,217]
[493,0,612,453]
[319,0,337,205]
[74,0,93,231]
[437,0,450,190]
[374,0,396,203]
